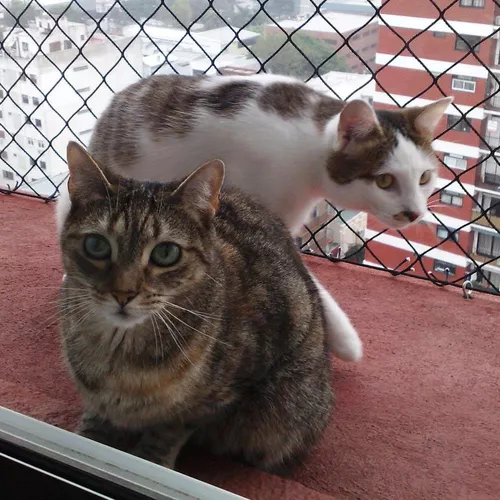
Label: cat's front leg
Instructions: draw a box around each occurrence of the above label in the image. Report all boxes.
[130,423,194,469]
[77,411,140,452]
[310,275,363,362]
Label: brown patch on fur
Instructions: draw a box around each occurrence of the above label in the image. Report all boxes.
[204,81,260,116]
[327,126,392,184]
[313,95,344,130]
[258,82,312,117]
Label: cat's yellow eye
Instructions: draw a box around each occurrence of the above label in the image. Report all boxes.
[375,174,395,190]
[419,170,432,185]
[84,234,111,260]
[150,242,182,267]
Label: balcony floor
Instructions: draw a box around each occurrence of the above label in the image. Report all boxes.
[0,195,499,500]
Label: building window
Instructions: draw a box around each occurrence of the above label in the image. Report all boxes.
[0,90,3,98]
[476,232,500,257]
[34,118,42,128]
[40,161,46,170]
[77,108,90,115]
[21,41,29,51]
[49,41,61,52]
[20,74,26,82]
[77,87,90,93]
[433,31,446,38]
[479,194,500,217]
[29,74,37,84]
[32,97,40,105]
[0,130,4,139]
[437,225,458,242]
[0,111,2,119]
[73,64,88,72]
[21,94,29,104]
[38,140,44,148]
[433,260,456,276]
[443,153,467,170]
[447,115,471,133]
[3,170,14,180]
[1,151,8,160]
[451,75,476,93]
[440,190,463,207]
[455,35,481,53]
[63,40,72,50]
[27,137,34,145]
[79,129,93,135]
[29,157,35,166]
[80,34,85,41]
[484,157,500,184]
[459,0,484,7]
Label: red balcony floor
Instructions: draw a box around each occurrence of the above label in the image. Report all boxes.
[0,195,498,500]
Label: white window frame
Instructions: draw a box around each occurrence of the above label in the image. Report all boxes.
[451,75,476,93]
[440,190,463,207]
[0,406,244,500]
[443,153,467,170]
[436,225,458,242]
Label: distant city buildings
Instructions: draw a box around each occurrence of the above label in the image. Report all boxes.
[265,10,379,73]
[370,0,500,292]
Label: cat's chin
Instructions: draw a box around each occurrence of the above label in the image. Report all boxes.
[105,311,148,329]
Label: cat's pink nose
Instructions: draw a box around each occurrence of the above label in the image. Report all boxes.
[112,291,137,308]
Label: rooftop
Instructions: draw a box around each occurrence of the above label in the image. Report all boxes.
[274,12,377,35]
[1,194,498,500]
[307,71,376,100]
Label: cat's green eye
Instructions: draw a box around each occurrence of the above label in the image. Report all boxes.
[83,234,111,260]
[375,173,395,190]
[419,170,432,185]
[150,243,182,267]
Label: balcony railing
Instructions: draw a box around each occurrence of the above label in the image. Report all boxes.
[0,0,499,296]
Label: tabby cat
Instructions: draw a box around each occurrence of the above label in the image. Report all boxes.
[59,141,333,473]
[56,74,453,363]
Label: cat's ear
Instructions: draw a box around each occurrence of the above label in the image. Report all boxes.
[172,159,225,222]
[410,97,454,137]
[66,141,117,203]
[337,99,382,150]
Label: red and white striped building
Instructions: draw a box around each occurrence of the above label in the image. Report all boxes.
[367,0,500,290]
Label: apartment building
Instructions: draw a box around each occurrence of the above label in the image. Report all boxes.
[368,0,500,291]
[0,15,142,194]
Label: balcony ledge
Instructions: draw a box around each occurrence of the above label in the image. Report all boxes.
[0,194,499,500]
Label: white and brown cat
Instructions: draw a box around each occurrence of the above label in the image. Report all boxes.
[56,74,453,362]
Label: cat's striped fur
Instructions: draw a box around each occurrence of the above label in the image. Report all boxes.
[60,142,333,473]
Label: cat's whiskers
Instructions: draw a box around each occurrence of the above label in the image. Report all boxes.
[154,311,194,368]
[162,299,222,322]
[161,306,230,347]
[202,271,223,287]
[150,312,165,365]
[42,299,92,330]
